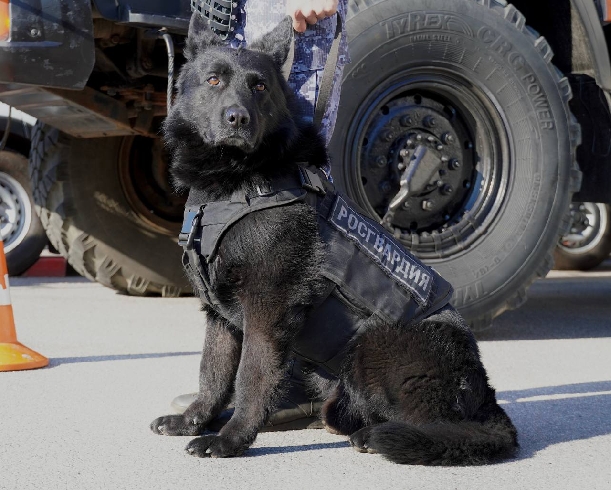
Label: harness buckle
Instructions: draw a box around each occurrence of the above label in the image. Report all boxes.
[255,184,274,197]
[187,206,205,250]
[298,166,327,195]
[178,206,205,250]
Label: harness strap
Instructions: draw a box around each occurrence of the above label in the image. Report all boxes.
[180,165,334,307]
[180,165,329,261]
[313,15,342,128]
[282,16,343,128]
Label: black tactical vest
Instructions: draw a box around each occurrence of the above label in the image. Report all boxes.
[179,166,454,375]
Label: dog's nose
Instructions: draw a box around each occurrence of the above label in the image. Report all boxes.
[225,106,250,129]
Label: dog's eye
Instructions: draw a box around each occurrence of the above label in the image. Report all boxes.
[255,83,266,92]
[207,76,220,86]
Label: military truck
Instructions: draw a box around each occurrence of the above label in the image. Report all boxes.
[1,0,610,329]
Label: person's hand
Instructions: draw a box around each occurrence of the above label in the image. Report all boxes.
[286,0,339,33]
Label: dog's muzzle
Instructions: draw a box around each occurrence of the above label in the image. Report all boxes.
[191,0,235,39]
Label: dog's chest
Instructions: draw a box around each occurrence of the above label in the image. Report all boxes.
[179,182,455,375]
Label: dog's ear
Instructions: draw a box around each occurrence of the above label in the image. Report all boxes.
[184,12,224,60]
[249,16,294,68]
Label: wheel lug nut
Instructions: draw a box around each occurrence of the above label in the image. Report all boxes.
[423,116,437,128]
[450,159,461,170]
[380,181,392,193]
[436,144,443,151]
[375,156,387,168]
[400,115,413,127]
[398,163,406,170]
[427,136,435,143]
[382,130,394,142]
[583,218,590,226]
[416,134,422,141]
[403,201,410,209]
[422,200,434,211]
[442,133,454,144]
[406,139,414,147]
[579,204,586,211]
[441,156,449,163]
[436,180,443,187]
[571,227,578,233]
[441,184,453,195]
[399,149,409,158]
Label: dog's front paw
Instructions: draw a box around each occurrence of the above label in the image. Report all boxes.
[349,427,378,454]
[150,414,204,436]
[185,434,247,458]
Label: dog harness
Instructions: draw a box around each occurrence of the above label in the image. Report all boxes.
[179,166,454,375]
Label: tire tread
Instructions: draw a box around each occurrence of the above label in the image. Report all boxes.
[343,0,582,331]
[29,123,187,297]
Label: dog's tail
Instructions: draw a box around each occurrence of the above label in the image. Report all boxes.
[351,404,518,466]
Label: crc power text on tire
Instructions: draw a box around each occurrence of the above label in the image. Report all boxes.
[330,0,581,330]
[554,203,611,271]
[0,151,47,275]
[29,123,190,296]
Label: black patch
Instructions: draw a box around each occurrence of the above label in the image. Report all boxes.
[329,195,432,305]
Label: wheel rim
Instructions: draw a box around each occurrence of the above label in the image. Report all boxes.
[559,203,608,255]
[118,136,187,236]
[0,171,33,254]
[342,68,511,260]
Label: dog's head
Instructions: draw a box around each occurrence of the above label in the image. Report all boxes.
[164,12,295,158]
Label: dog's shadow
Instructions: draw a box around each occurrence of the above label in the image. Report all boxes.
[246,441,349,457]
[498,380,611,459]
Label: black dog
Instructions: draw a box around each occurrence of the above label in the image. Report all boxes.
[150,14,518,465]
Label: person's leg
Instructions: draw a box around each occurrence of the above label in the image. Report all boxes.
[244,0,348,145]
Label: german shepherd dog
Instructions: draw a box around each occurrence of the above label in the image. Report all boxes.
[150,14,518,465]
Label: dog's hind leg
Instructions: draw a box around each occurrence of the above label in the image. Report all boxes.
[150,310,242,436]
[344,311,518,465]
[321,383,365,436]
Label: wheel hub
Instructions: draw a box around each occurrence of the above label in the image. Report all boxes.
[560,202,604,252]
[118,137,187,236]
[0,171,32,253]
[360,93,475,233]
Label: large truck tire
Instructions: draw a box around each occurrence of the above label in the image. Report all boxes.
[554,203,611,271]
[0,150,47,275]
[331,0,581,330]
[29,123,190,296]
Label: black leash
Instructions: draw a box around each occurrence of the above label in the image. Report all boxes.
[281,14,343,128]
[313,14,343,128]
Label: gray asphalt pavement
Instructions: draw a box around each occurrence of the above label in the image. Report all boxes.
[1,261,611,490]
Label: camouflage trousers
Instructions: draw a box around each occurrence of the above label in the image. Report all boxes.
[228,0,349,148]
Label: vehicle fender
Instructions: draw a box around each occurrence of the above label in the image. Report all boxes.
[0,0,94,89]
[571,0,611,91]
[0,104,34,156]
[92,0,190,33]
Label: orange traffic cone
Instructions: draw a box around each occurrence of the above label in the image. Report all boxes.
[0,238,48,371]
